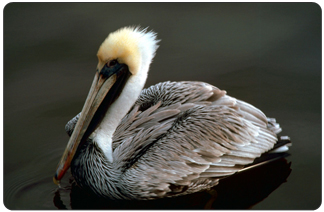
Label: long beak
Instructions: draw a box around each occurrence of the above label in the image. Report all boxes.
[54,69,120,184]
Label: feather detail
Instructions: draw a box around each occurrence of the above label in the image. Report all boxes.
[67,81,286,200]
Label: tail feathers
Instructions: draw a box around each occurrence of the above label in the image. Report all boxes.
[270,136,292,153]
[265,117,291,153]
[240,135,292,172]
[267,117,282,134]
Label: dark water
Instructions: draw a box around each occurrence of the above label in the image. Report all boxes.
[3,3,321,209]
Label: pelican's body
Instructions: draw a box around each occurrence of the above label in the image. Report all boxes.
[55,27,289,200]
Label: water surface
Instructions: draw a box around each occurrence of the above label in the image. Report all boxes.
[3,3,321,209]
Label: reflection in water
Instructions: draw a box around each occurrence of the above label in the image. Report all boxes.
[5,3,320,209]
[53,156,291,209]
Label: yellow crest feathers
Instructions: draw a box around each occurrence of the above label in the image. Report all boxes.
[97,26,159,75]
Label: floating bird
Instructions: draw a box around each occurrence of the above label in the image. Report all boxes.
[54,26,290,200]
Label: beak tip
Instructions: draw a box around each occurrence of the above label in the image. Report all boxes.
[53,174,61,187]
[53,168,61,184]
[53,176,59,184]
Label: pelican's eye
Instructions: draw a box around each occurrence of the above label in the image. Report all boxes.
[107,59,118,67]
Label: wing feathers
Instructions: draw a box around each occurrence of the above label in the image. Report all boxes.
[66,81,282,199]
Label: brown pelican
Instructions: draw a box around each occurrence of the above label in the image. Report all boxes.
[54,26,290,200]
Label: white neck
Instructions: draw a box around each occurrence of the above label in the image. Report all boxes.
[91,70,148,163]
[90,27,159,163]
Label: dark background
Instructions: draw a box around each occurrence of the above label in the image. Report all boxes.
[3,3,321,209]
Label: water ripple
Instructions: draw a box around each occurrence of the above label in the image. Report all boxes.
[4,145,69,209]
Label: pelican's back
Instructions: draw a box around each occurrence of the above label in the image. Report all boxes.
[65,81,283,199]
[110,81,280,199]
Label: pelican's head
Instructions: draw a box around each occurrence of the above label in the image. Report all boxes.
[97,26,159,77]
[54,26,159,183]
